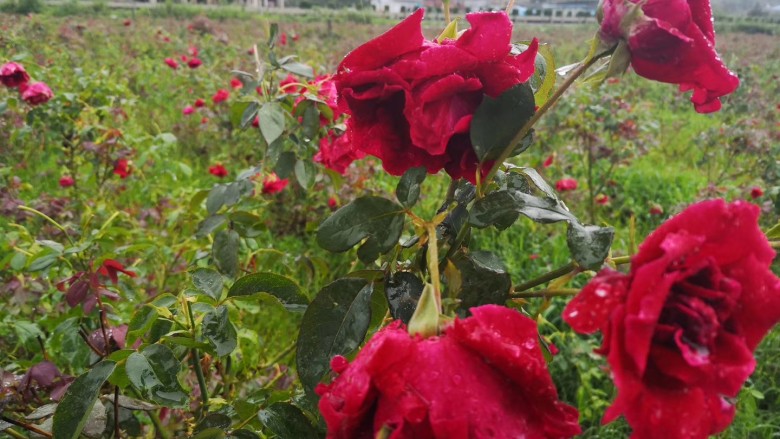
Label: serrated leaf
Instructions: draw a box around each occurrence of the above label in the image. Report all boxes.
[258,402,319,439]
[227,272,308,312]
[296,278,373,392]
[213,229,240,277]
[126,345,187,407]
[566,223,614,270]
[191,268,224,301]
[258,102,286,145]
[396,166,427,209]
[52,361,115,439]
[470,83,536,162]
[316,196,404,263]
[197,215,228,238]
[202,306,237,357]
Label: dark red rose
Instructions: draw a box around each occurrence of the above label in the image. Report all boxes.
[230,77,243,89]
[164,58,179,69]
[212,88,230,104]
[123,19,131,27]
[251,115,259,127]
[194,98,205,108]
[563,200,780,438]
[187,58,202,69]
[59,175,74,188]
[279,74,300,94]
[279,32,287,46]
[98,259,137,284]
[598,0,739,113]
[328,197,338,209]
[317,305,581,438]
[0,61,30,88]
[334,10,537,184]
[595,193,610,205]
[555,178,577,192]
[543,153,555,168]
[649,204,663,215]
[113,158,132,179]
[261,173,289,194]
[315,131,364,175]
[209,163,229,178]
[20,82,53,106]
[750,186,763,199]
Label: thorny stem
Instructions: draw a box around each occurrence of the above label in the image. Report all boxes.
[114,386,122,439]
[481,55,603,192]
[425,222,443,312]
[1,416,53,438]
[78,328,105,357]
[186,301,209,415]
[511,288,580,299]
[513,262,578,293]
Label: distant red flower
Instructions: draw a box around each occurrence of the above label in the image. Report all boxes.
[113,158,132,179]
[529,253,539,260]
[123,19,131,26]
[543,154,555,168]
[98,259,137,285]
[20,82,53,106]
[188,46,199,57]
[328,197,338,209]
[59,176,74,188]
[279,74,299,94]
[209,163,229,178]
[182,105,195,116]
[230,77,243,89]
[262,173,289,194]
[194,98,205,108]
[292,33,300,42]
[247,47,255,55]
[256,86,264,95]
[187,58,202,69]
[251,116,259,128]
[212,89,230,104]
[607,77,620,85]
[315,131,364,175]
[750,186,764,199]
[595,194,610,205]
[279,32,287,46]
[164,58,179,69]
[201,117,208,124]
[555,178,578,192]
[163,36,171,43]
[649,204,664,216]
[0,62,30,88]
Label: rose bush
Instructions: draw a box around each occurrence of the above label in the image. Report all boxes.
[563,199,780,438]
[317,305,581,439]
[334,10,538,183]
[598,0,739,113]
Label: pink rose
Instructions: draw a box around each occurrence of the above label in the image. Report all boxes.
[182,105,195,116]
[59,176,74,188]
[0,62,30,88]
[563,200,780,438]
[555,178,577,192]
[21,82,53,106]
[164,58,179,69]
[261,173,289,194]
[317,305,581,438]
[599,0,739,113]
[212,89,230,104]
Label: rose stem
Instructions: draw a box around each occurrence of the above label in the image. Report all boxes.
[0,416,53,438]
[513,262,577,293]
[610,255,631,265]
[481,54,602,192]
[186,301,210,416]
[511,288,580,298]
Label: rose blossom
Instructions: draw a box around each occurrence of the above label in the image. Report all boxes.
[563,199,780,438]
[261,173,288,194]
[0,62,30,88]
[212,89,230,104]
[230,77,242,89]
[182,105,195,116]
[194,98,205,108]
[750,186,763,199]
[208,163,228,178]
[317,305,581,438]
[187,58,202,69]
[555,178,577,192]
[315,131,364,175]
[598,0,739,113]
[334,10,537,183]
[59,176,75,188]
[279,74,299,94]
[21,82,53,106]
[113,158,131,179]
[164,58,179,69]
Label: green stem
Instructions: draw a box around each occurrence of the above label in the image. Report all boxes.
[481,55,602,192]
[4,428,27,439]
[513,262,577,293]
[186,301,209,415]
[611,255,631,265]
[148,410,172,439]
[511,288,580,299]
[1,416,52,438]
[258,342,296,369]
[17,205,77,247]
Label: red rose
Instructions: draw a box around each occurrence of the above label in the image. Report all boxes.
[113,158,132,179]
[200,117,208,125]
[543,153,555,168]
[279,32,287,46]
[598,0,739,113]
[187,58,202,69]
[182,105,195,116]
[212,89,230,104]
[313,75,341,124]
[20,82,53,106]
[59,176,74,188]
[0,62,30,88]
[194,98,205,108]
[555,178,577,192]
[315,131,364,175]
[750,186,763,199]
[251,115,259,128]
[208,163,228,178]
[327,197,338,209]
[261,173,289,194]
[188,46,199,57]
[595,193,610,205]
[335,10,537,184]
[317,305,581,438]
[649,204,663,215]
[164,58,179,69]
[563,200,780,438]
[279,74,299,94]
[230,77,243,89]
[123,19,131,27]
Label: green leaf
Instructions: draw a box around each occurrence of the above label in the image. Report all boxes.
[451,251,511,315]
[281,62,314,78]
[301,103,319,139]
[240,102,260,129]
[194,413,232,435]
[227,272,308,312]
[230,430,261,439]
[294,159,315,190]
[766,222,780,240]
[52,361,116,439]
[470,83,536,162]
[126,344,188,407]
[567,223,615,270]
[258,102,286,145]
[395,166,427,209]
[437,18,458,41]
[229,101,251,129]
[213,229,240,277]
[197,215,228,238]
[530,43,556,107]
[127,305,158,345]
[275,151,296,178]
[296,278,373,392]
[316,196,405,263]
[191,268,224,301]
[385,272,423,324]
[202,306,237,357]
[469,190,522,230]
[258,402,319,439]
[28,253,59,272]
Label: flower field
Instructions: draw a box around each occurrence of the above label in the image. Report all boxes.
[1,5,779,438]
